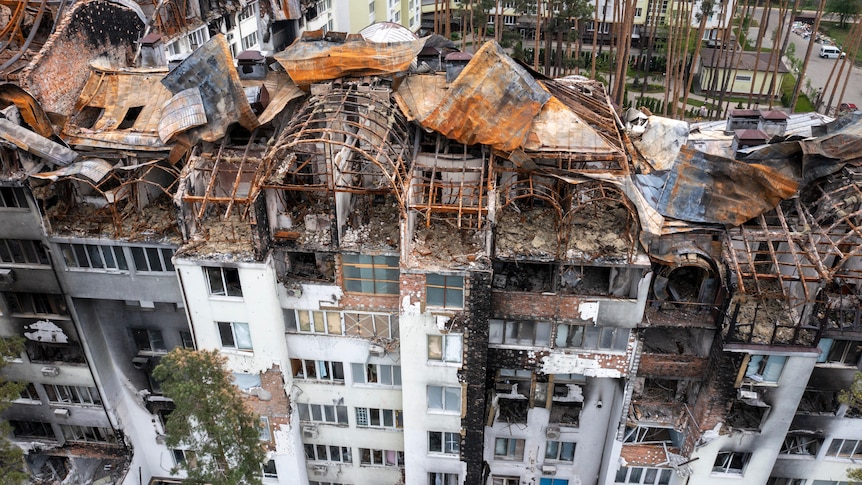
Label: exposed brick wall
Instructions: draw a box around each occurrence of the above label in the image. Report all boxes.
[492,291,587,322]
[638,354,708,379]
[244,365,290,452]
[621,444,681,466]
[22,0,143,118]
[490,347,632,376]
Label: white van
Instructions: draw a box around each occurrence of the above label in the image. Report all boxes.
[820,45,845,59]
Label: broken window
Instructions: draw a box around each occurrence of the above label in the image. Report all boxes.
[344,312,398,339]
[494,438,525,460]
[304,444,351,463]
[555,324,629,351]
[180,331,194,349]
[426,274,464,309]
[489,319,552,346]
[172,449,196,467]
[44,385,101,405]
[359,448,403,467]
[130,247,175,272]
[797,389,839,414]
[712,451,750,475]
[780,435,821,455]
[355,407,402,428]
[291,359,344,382]
[288,309,343,335]
[351,363,401,386]
[727,400,768,430]
[258,417,271,441]
[428,334,462,363]
[744,355,786,384]
[205,266,242,297]
[5,292,67,315]
[26,340,85,364]
[117,106,144,129]
[262,459,277,479]
[826,439,862,458]
[492,261,556,292]
[280,251,335,281]
[429,431,460,454]
[429,472,459,485]
[817,339,862,366]
[614,467,672,485]
[0,239,49,265]
[217,321,252,350]
[131,328,166,353]
[427,385,461,413]
[765,479,806,485]
[10,420,55,439]
[60,425,116,443]
[18,383,38,401]
[297,403,348,424]
[496,369,532,396]
[560,266,612,295]
[636,378,680,402]
[545,440,575,461]
[549,401,582,426]
[624,426,681,446]
[0,186,26,208]
[60,243,128,270]
[342,255,399,295]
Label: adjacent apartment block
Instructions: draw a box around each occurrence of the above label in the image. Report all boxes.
[1,2,862,485]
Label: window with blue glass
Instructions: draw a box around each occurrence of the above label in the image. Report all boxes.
[342,255,399,294]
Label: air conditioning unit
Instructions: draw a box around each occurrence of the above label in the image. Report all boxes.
[311,464,327,476]
[541,465,557,475]
[368,344,385,357]
[132,356,151,370]
[301,424,317,438]
[53,408,70,418]
[546,426,560,440]
[738,389,758,401]
[41,366,59,377]
[0,268,15,287]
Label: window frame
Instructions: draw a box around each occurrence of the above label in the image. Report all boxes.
[427,385,462,414]
[304,443,351,463]
[358,447,404,467]
[292,359,344,382]
[131,328,166,354]
[494,437,526,460]
[780,435,820,456]
[428,472,459,485]
[130,246,175,273]
[426,274,464,309]
[354,407,403,428]
[217,321,252,351]
[827,438,862,459]
[341,254,400,295]
[428,334,463,363]
[712,451,751,475]
[5,292,67,316]
[429,431,460,455]
[261,459,277,479]
[297,402,348,424]
[205,266,243,297]
[0,186,27,208]
[351,363,401,386]
[489,319,552,347]
[0,239,49,265]
[614,467,673,485]
[60,243,128,271]
[545,440,576,462]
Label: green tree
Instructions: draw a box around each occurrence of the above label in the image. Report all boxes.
[153,349,265,485]
[827,0,862,28]
[849,466,862,484]
[0,337,28,485]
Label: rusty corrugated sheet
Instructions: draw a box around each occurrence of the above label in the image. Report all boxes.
[161,34,258,142]
[0,118,77,167]
[407,41,550,152]
[523,96,619,154]
[282,0,301,19]
[393,73,447,122]
[62,66,173,150]
[274,30,424,85]
[251,72,305,126]
[634,145,798,226]
[158,88,207,143]
[0,84,54,138]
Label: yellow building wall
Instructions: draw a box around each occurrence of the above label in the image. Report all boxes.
[700,67,785,98]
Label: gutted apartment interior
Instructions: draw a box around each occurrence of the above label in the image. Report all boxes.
[2,0,862,482]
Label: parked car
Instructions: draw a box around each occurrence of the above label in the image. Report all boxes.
[839,103,858,113]
[820,45,846,58]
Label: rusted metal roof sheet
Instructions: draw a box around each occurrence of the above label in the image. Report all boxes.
[281,0,301,19]
[393,73,447,122]
[524,96,619,154]
[251,72,304,126]
[161,34,259,142]
[158,88,207,143]
[634,145,798,226]
[0,84,54,138]
[62,66,172,151]
[404,41,550,152]
[274,30,424,85]
[0,118,77,167]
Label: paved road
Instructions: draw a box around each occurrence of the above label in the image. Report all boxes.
[749,7,862,112]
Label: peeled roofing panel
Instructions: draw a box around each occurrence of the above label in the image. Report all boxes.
[161,34,258,142]
[523,96,617,153]
[158,88,207,143]
[416,41,550,152]
[275,30,424,85]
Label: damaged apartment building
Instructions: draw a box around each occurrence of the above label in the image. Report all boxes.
[1,1,862,485]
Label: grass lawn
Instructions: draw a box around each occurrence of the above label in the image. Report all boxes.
[781,74,815,112]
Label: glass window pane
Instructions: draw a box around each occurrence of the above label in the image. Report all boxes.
[73,244,89,267]
[428,335,443,360]
[445,386,460,412]
[102,246,116,268]
[234,323,252,350]
[393,365,401,386]
[313,311,325,333]
[132,247,147,271]
[146,248,161,271]
[331,362,344,380]
[430,432,442,452]
[545,441,559,459]
[298,311,311,331]
[87,245,104,268]
[336,405,347,423]
[536,322,551,345]
[628,467,642,483]
[298,404,310,421]
[161,249,174,271]
[644,468,657,483]
[206,267,224,295]
[218,322,234,347]
[445,288,462,308]
[445,335,462,362]
[428,386,443,409]
[351,363,365,384]
[326,312,341,334]
[224,268,242,297]
[489,320,504,343]
[560,442,575,461]
[311,405,322,421]
[324,405,335,422]
[382,409,394,427]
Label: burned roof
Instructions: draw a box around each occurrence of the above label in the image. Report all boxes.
[701,49,790,73]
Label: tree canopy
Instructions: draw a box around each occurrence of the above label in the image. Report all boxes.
[0,337,28,485]
[152,349,266,485]
[827,0,862,28]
